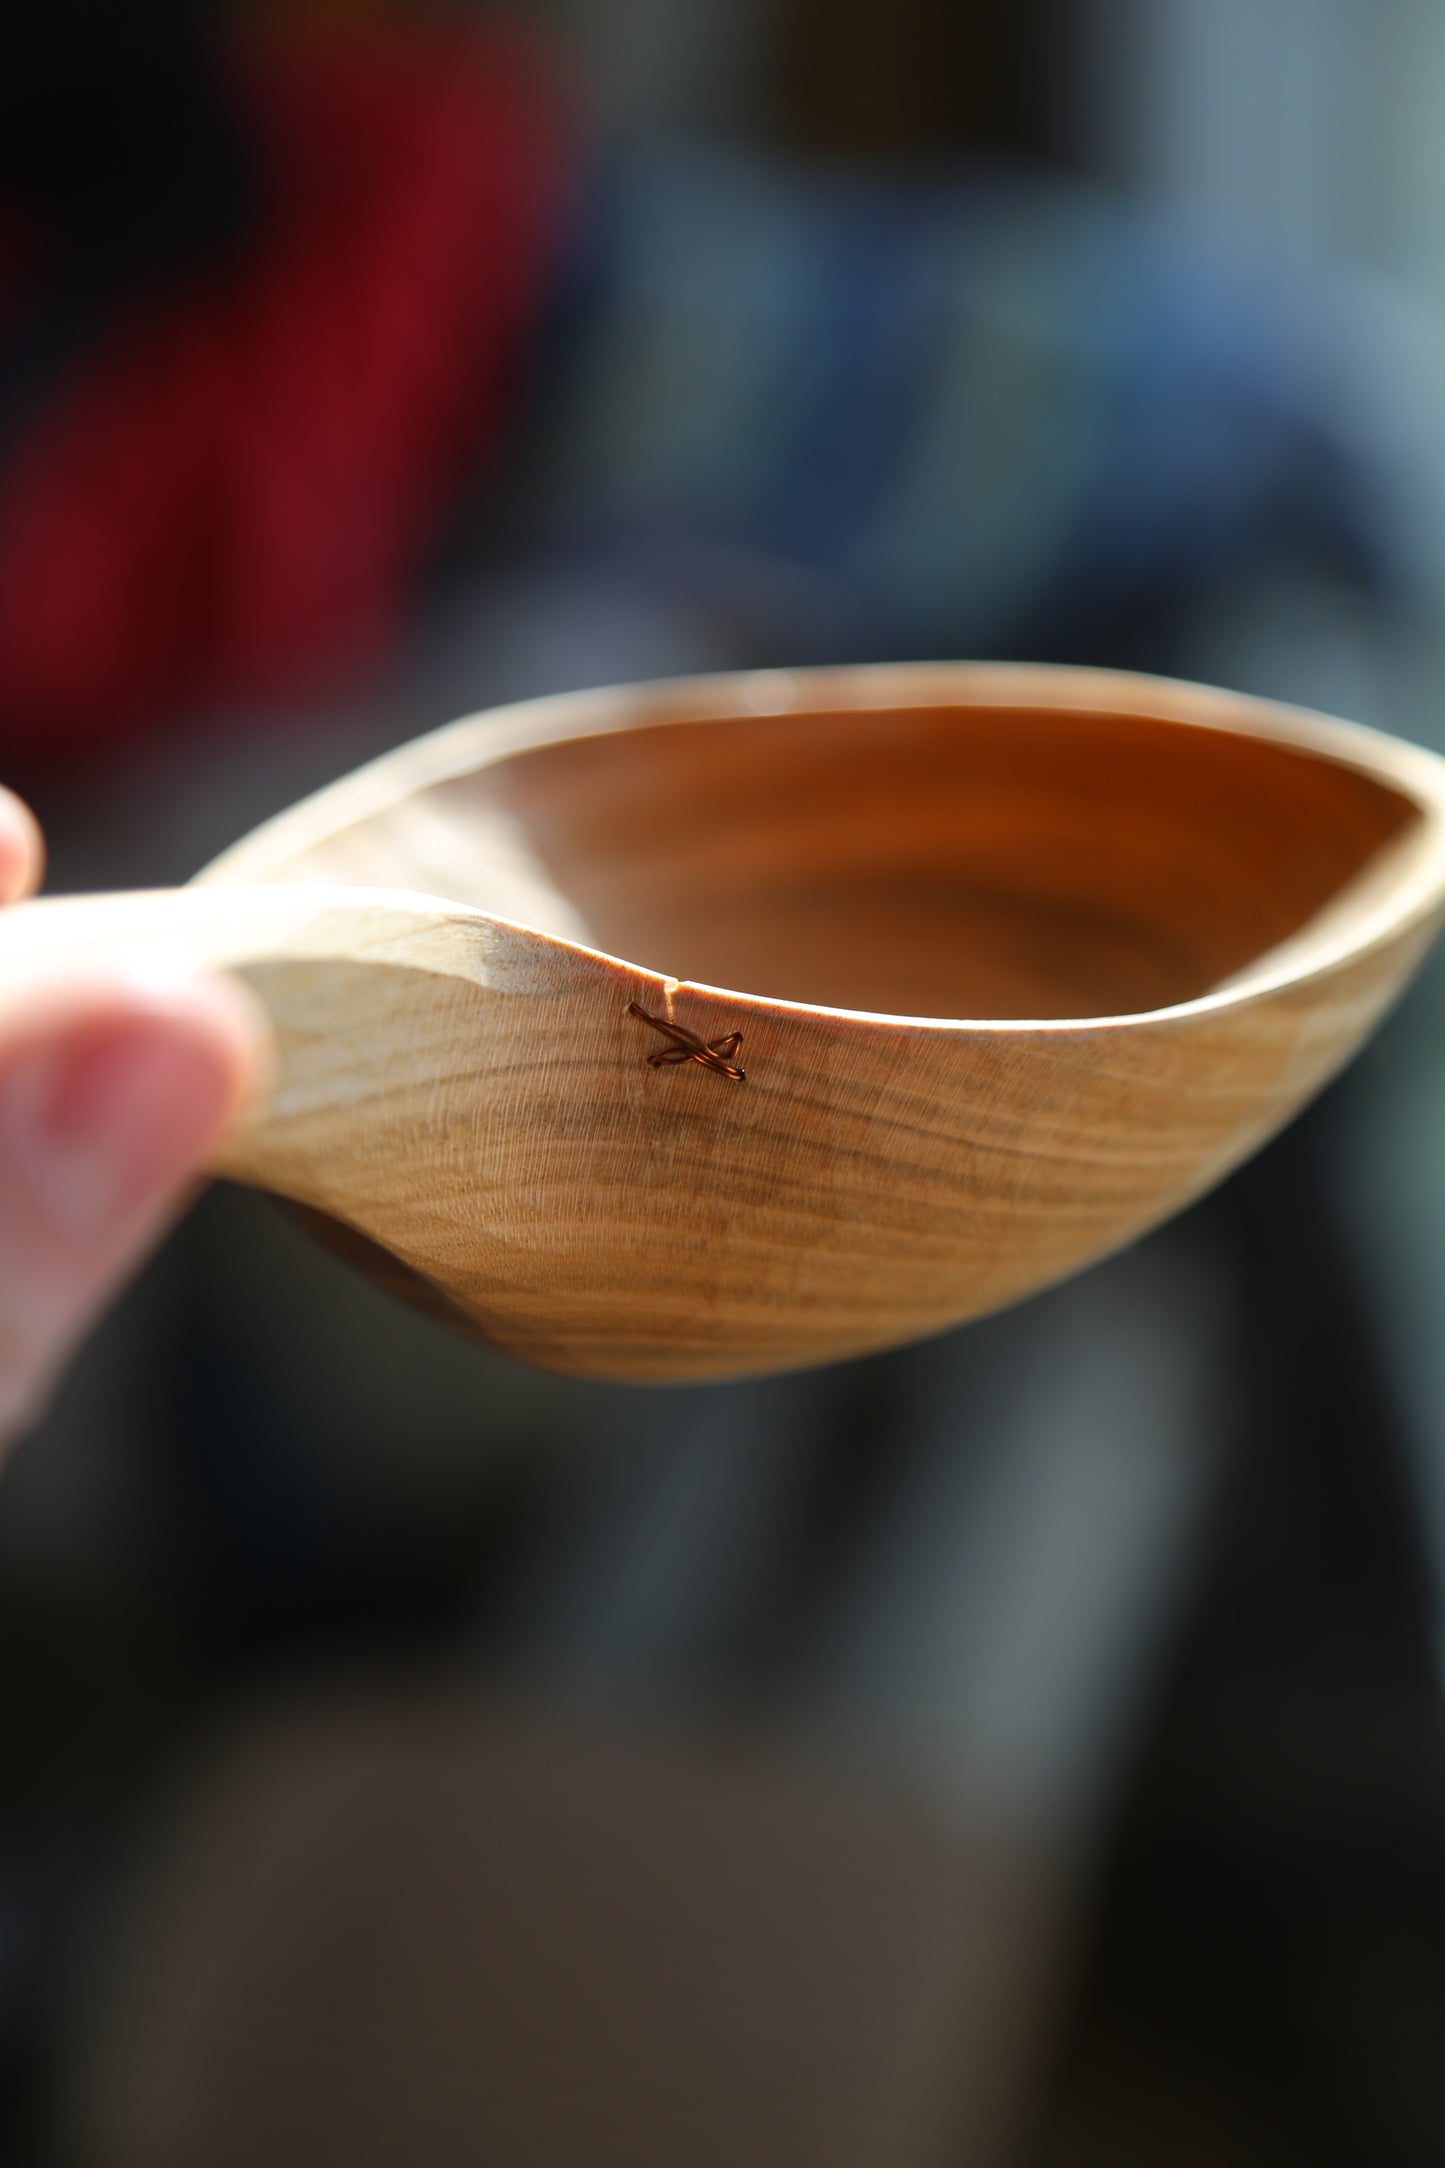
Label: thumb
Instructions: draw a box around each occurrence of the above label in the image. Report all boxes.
[0,971,269,1444]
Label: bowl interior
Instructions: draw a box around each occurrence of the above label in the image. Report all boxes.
[263,700,1423,1021]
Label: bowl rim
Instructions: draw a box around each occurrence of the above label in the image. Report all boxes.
[196,662,1445,1038]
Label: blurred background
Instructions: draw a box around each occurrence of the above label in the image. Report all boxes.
[4,1,1445,2161]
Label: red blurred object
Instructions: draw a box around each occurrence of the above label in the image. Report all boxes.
[0,21,573,764]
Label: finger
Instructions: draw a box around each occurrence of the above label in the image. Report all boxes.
[0,787,43,906]
[0,969,270,1444]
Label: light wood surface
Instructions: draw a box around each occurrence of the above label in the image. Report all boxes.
[3,663,1444,1381]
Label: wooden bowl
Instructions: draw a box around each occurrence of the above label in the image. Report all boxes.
[7,664,1444,1381]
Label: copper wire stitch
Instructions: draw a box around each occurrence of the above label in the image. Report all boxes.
[627,1001,747,1081]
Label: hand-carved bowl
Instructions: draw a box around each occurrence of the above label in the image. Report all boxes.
[5,664,1443,1381]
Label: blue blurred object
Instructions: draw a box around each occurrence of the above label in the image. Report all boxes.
[486,144,1392,674]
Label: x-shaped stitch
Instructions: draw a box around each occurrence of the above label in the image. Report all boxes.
[627,1000,747,1081]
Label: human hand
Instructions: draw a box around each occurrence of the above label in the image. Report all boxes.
[0,787,270,1443]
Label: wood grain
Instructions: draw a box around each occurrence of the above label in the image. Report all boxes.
[5,664,1444,1381]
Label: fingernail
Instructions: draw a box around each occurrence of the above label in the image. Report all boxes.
[3,1023,236,1240]
[0,787,42,904]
